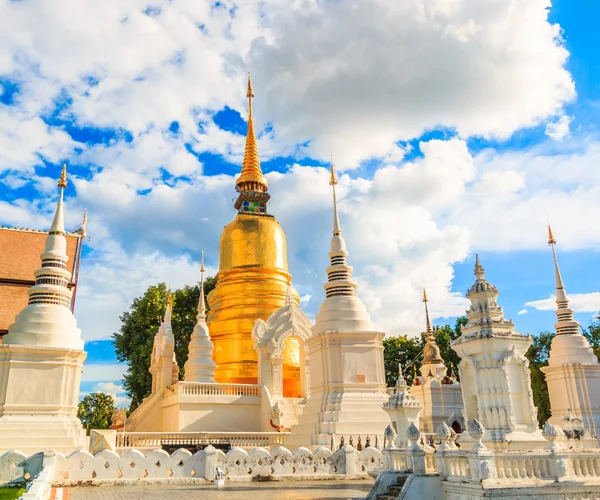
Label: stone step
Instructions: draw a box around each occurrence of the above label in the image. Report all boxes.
[376,495,397,500]
[388,486,404,496]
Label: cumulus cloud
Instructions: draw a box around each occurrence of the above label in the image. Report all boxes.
[81,363,127,382]
[1,0,596,343]
[545,115,573,140]
[0,0,575,173]
[525,292,600,313]
[94,382,131,408]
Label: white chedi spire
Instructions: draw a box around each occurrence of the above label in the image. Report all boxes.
[547,225,580,335]
[313,159,376,334]
[184,252,216,383]
[3,157,83,350]
[545,226,597,366]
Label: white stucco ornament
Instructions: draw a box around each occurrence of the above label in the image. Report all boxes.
[384,425,397,450]
[436,422,452,451]
[542,421,564,450]
[469,419,486,451]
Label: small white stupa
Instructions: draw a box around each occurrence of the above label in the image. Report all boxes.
[291,159,390,447]
[0,158,88,454]
[452,255,543,450]
[542,225,600,439]
[150,294,179,394]
[184,252,217,383]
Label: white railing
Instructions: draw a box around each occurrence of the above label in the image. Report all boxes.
[116,431,288,450]
[44,444,383,485]
[495,453,554,480]
[177,382,261,397]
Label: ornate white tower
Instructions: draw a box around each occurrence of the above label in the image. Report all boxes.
[149,295,179,394]
[184,253,217,383]
[542,226,600,439]
[291,160,390,447]
[452,255,542,450]
[409,290,463,434]
[0,160,87,454]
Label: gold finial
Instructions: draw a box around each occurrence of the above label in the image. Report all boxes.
[200,250,205,273]
[247,72,254,100]
[167,291,172,306]
[329,156,338,186]
[423,288,428,303]
[81,208,88,238]
[548,223,557,245]
[58,154,68,189]
[235,73,267,193]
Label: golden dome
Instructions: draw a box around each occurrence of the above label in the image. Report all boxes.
[218,216,287,271]
[206,76,300,395]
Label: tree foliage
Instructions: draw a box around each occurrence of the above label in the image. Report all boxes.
[77,392,115,431]
[112,278,216,410]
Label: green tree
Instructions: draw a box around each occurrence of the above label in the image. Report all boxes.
[78,392,115,432]
[383,317,466,387]
[525,331,555,426]
[112,278,216,410]
[383,335,423,387]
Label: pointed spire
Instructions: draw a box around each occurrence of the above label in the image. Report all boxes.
[548,223,567,304]
[474,253,485,281]
[165,292,172,324]
[423,288,432,335]
[395,363,407,389]
[235,73,268,196]
[49,155,68,236]
[81,208,88,238]
[323,156,357,299]
[197,252,206,321]
[185,252,217,383]
[422,288,444,366]
[330,156,341,236]
[547,225,580,335]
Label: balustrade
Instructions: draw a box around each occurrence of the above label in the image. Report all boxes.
[116,431,287,450]
[178,382,261,397]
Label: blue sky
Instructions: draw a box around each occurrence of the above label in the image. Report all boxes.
[1,0,599,407]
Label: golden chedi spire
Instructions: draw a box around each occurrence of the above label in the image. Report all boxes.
[235,73,268,198]
[422,288,444,365]
[207,75,300,395]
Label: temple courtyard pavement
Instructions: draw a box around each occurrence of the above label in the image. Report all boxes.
[64,479,374,499]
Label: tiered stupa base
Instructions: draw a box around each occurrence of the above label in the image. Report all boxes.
[0,344,87,454]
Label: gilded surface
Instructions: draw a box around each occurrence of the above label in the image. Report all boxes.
[207,214,301,396]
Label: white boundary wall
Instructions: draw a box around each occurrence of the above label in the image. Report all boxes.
[0,444,383,487]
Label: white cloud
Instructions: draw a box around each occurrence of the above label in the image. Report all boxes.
[0,0,575,172]
[94,382,131,408]
[545,115,572,140]
[526,292,600,313]
[1,0,596,343]
[81,363,127,382]
[518,308,528,315]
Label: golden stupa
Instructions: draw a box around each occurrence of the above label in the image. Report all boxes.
[207,75,301,397]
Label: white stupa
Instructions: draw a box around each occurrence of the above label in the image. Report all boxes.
[184,252,217,383]
[149,294,179,394]
[542,225,600,439]
[0,159,88,454]
[290,159,390,448]
[452,255,543,450]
